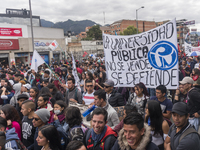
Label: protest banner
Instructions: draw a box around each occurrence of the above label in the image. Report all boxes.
[103,19,178,89]
[71,52,81,90]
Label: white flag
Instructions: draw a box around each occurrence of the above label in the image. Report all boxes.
[31,50,45,72]
[49,40,58,51]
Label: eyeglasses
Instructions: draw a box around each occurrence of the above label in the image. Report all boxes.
[86,85,93,87]
[104,86,110,88]
[33,117,40,121]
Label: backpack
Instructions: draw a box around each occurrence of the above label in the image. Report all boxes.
[172,124,200,144]
[69,125,88,142]
[6,139,27,150]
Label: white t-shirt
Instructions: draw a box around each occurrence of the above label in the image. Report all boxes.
[83,92,94,105]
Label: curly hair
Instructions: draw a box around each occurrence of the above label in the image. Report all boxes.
[1,104,22,126]
[65,106,82,128]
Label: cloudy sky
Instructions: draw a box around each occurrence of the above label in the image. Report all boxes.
[1,0,200,26]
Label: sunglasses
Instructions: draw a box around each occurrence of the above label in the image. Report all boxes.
[86,85,93,87]
[33,117,40,121]
[105,86,111,88]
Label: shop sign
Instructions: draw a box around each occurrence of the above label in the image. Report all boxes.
[34,40,53,51]
[0,39,19,50]
[0,28,22,36]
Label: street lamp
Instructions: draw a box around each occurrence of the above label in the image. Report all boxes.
[136,6,144,34]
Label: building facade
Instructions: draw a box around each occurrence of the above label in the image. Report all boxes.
[109,19,157,35]
[0,23,65,67]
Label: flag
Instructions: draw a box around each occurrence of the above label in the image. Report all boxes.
[178,44,181,53]
[198,40,200,46]
[82,51,88,57]
[31,50,45,72]
[49,40,58,51]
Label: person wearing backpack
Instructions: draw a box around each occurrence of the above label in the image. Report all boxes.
[164,102,200,150]
[65,78,82,106]
[83,107,117,150]
[0,116,27,150]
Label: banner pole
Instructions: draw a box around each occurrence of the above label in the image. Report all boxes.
[58,45,71,67]
[44,62,63,84]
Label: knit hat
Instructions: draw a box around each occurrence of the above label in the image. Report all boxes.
[34,108,50,123]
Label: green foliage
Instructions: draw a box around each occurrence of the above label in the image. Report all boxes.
[81,37,93,41]
[86,25,102,40]
[121,25,138,35]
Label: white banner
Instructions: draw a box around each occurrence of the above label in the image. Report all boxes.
[103,19,178,89]
[71,52,81,90]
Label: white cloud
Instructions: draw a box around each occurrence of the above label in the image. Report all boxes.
[1,0,200,26]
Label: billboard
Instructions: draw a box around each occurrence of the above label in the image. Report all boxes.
[0,28,22,36]
[0,39,19,50]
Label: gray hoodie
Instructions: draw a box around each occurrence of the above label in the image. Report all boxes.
[10,83,22,107]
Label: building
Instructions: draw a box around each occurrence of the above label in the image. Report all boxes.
[0,23,65,66]
[100,26,111,34]
[176,19,189,46]
[156,20,170,26]
[109,19,157,35]
[0,8,41,26]
[0,8,66,67]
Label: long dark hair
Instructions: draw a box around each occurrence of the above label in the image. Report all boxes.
[134,82,149,99]
[86,71,94,80]
[47,83,58,96]
[65,106,82,128]
[98,71,106,85]
[39,87,52,98]
[1,104,22,126]
[30,87,39,99]
[39,125,62,150]
[145,100,163,135]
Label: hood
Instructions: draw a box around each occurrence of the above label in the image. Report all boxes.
[6,128,19,140]
[118,123,151,150]
[13,83,21,96]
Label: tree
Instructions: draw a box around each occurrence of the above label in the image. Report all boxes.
[120,25,138,35]
[85,25,102,40]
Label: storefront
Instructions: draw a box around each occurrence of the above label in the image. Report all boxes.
[15,53,29,66]
[0,39,19,66]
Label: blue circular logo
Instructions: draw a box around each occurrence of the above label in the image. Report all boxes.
[148,41,178,70]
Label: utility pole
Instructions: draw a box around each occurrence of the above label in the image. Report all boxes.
[29,0,34,51]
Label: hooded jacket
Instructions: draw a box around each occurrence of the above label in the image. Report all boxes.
[10,83,22,107]
[111,123,159,150]
[108,89,125,107]
[5,128,20,150]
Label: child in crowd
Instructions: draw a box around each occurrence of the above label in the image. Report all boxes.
[21,100,36,148]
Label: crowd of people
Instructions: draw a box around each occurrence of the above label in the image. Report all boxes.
[0,55,199,150]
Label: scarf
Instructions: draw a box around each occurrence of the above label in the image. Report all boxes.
[91,125,107,142]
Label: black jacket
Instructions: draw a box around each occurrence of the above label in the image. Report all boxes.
[187,86,200,115]
[108,89,125,107]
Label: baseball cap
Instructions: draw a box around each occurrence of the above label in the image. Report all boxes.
[172,102,188,115]
[179,77,194,85]
[104,79,114,87]
[23,84,31,90]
